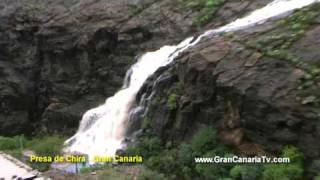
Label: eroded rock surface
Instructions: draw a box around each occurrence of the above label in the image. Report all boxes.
[0,0,271,136]
[0,0,199,135]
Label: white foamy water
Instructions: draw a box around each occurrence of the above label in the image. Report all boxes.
[64,39,193,160]
[64,0,319,162]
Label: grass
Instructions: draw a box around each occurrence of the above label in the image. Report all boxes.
[0,135,66,171]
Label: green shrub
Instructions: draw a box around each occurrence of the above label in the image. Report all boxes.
[230,165,263,180]
[167,93,178,111]
[131,126,238,179]
[127,137,162,158]
[281,146,303,164]
[195,151,233,179]
[26,136,65,172]
[146,156,162,170]
[178,143,194,166]
[230,165,242,179]
[27,136,65,156]
[137,167,167,180]
[263,164,303,180]
[191,127,218,154]
[159,150,180,177]
[182,0,227,26]
[142,117,152,129]
[263,146,304,180]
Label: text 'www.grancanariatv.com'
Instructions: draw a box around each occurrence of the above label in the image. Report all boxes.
[194,156,290,164]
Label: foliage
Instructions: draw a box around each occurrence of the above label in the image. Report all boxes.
[263,146,304,180]
[178,143,194,166]
[137,167,167,180]
[195,152,234,179]
[263,164,303,180]
[167,93,178,111]
[0,136,25,150]
[230,165,263,180]
[0,135,64,156]
[182,0,228,26]
[127,123,308,179]
[27,136,65,156]
[147,149,181,179]
[127,126,237,179]
[126,137,162,158]
[191,126,218,154]
[142,117,152,129]
[281,146,304,164]
[0,135,65,171]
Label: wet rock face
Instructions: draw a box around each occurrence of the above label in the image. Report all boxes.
[0,0,198,136]
[134,5,320,175]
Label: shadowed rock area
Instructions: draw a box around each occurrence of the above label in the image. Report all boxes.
[0,0,271,136]
[0,0,198,136]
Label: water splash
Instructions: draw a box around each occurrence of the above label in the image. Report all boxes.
[64,0,319,162]
[64,39,193,160]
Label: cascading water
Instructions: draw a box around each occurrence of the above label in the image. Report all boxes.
[64,39,193,159]
[64,0,320,163]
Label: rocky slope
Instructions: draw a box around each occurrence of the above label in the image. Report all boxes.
[132,3,320,176]
[0,0,273,136]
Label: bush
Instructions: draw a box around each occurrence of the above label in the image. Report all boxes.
[195,151,233,179]
[27,136,65,156]
[263,164,303,180]
[137,167,167,180]
[230,165,263,180]
[182,0,227,26]
[191,127,218,154]
[263,146,304,180]
[178,143,194,166]
[167,93,178,111]
[126,137,162,158]
[282,146,303,164]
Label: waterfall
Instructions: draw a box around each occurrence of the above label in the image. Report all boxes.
[64,0,319,162]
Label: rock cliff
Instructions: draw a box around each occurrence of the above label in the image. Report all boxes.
[133,4,320,175]
[0,0,197,136]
